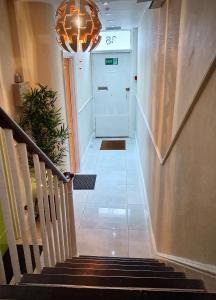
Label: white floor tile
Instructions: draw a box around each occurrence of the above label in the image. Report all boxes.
[78,228,129,257]
[80,205,128,230]
[128,204,148,230]
[129,230,153,258]
[74,138,153,258]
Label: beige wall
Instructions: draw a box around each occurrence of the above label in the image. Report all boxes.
[0,1,18,118]
[72,52,94,164]
[0,0,71,170]
[137,0,216,266]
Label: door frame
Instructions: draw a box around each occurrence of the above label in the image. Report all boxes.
[91,50,133,138]
[63,56,80,173]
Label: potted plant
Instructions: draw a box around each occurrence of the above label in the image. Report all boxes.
[20,84,69,168]
[20,84,69,219]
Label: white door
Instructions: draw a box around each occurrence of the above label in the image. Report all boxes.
[92,52,131,137]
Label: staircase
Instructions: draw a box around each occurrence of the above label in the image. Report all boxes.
[0,255,215,299]
[0,108,215,299]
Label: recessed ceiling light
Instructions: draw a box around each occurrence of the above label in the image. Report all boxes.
[108,20,113,22]
[103,1,109,5]
[105,12,112,16]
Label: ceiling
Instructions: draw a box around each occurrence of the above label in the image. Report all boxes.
[94,0,148,30]
[19,0,148,30]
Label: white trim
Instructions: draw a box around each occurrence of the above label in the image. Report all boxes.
[135,133,157,256]
[81,133,94,167]
[135,106,216,276]
[136,96,163,163]
[78,96,93,114]
[157,252,216,276]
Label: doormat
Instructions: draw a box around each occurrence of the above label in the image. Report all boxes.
[3,244,43,283]
[73,175,97,190]
[100,140,126,150]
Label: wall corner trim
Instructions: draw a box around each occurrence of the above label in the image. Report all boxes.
[157,252,216,276]
[81,133,94,167]
[136,97,163,164]
[136,54,216,166]
[78,96,93,114]
[135,133,158,256]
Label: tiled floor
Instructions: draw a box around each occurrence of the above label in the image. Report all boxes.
[73,138,154,258]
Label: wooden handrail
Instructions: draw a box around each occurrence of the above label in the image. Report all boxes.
[0,107,69,183]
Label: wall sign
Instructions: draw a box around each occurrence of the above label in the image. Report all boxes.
[94,30,131,51]
[105,58,118,65]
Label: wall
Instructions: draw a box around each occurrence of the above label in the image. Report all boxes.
[0,0,71,171]
[73,52,94,164]
[0,1,18,119]
[136,0,216,267]
[14,1,70,171]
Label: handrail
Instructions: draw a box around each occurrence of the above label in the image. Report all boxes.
[0,107,68,183]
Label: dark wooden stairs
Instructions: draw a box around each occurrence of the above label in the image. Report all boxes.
[0,256,215,299]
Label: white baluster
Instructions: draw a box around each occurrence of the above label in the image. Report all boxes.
[59,182,69,259]
[16,144,42,273]
[0,251,6,284]
[47,170,61,262]
[4,130,33,273]
[67,181,77,257]
[64,183,72,257]
[40,162,55,266]
[33,155,50,267]
[0,129,21,283]
[53,176,65,262]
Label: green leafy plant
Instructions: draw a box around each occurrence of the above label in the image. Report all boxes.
[20,84,69,167]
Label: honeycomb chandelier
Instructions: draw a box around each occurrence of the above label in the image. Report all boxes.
[55,0,102,53]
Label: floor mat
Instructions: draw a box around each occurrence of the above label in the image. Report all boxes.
[73,175,97,190]
[100,140,126,150]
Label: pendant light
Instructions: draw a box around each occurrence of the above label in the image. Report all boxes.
[55,0,102,53]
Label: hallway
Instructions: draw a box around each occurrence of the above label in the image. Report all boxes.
[73,138,154,258]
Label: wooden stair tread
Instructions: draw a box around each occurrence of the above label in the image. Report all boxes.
[43,267,186,278]
[56,262,174,271]
[66,259,164,266]
[20,274,206,290]
[0,285,214,300]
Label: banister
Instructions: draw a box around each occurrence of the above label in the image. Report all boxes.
[0,107,69,183]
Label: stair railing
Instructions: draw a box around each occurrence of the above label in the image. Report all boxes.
[0,107,77,284]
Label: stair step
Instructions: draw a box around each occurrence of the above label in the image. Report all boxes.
[20,274,205,290]
[56,262,174,271]
[77,256,159,262]
[0,285,213,300]
[67,258,162,266]
[43,267,186,278]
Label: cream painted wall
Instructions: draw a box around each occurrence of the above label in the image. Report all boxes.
[73,52,94,164]
[137,0,216,266]
[0,1,71,171]
[0,1,18,119]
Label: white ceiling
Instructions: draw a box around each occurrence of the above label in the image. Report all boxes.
[94,0,148,30]
[19,0,148,30]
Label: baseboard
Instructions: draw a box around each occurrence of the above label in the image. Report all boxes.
[158,252,216,276]
[135,133,157,256]
[81,133,94,168]
[78,96,93,114]
[135,132,216,276]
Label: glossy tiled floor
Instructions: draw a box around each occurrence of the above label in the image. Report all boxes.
[73,138,154,258]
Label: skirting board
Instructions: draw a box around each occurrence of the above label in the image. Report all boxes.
[157,252,216,276]
[135,134,157,255]
[81,133,94,167]
[135,133,216,276]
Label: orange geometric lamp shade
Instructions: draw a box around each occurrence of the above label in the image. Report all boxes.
[55,0,102,53]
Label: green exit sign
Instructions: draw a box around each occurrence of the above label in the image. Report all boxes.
[105,58,118,65]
